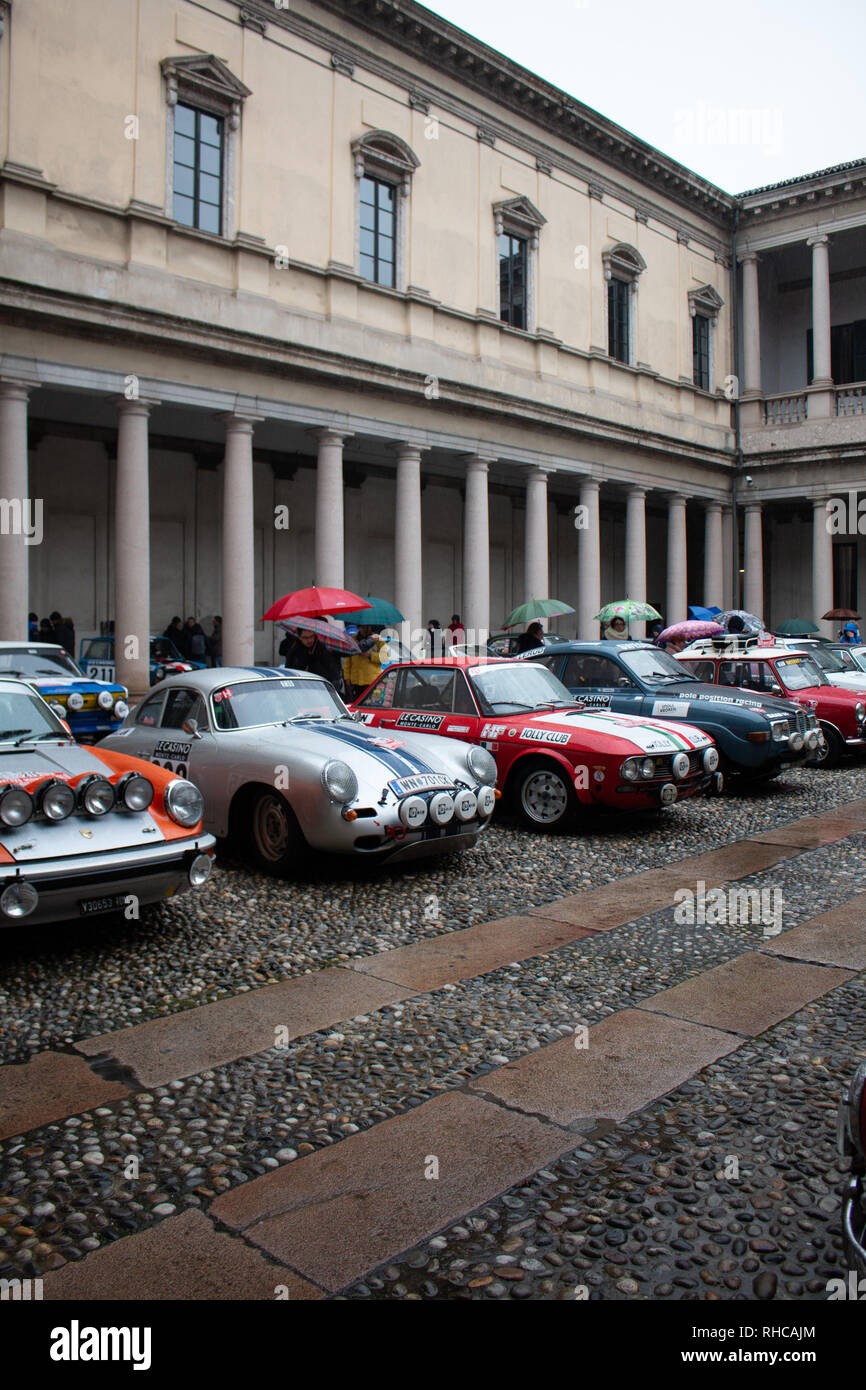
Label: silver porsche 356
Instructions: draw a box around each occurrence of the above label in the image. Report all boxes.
[101,667,497,873]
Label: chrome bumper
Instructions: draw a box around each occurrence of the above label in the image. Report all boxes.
[842,1176,866,1278]
[0,834,216,927]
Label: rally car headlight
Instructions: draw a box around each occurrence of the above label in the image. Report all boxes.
[640,757,655,780]
[399,795,427,829]
[0,786,33,827]
[620,758,639,782]
[428,791,455,825]
[164,778,204,827]
[66,692,85,711]
[78,775,115,817]
[770,719,790,741]
[114,700,129,720]
[672,752,690,780]
[856,702,866,721]
[0,881,38,918]
[477,785,496,817]
[789,732,804,751]
[188,853,213,887]
[703,747,719,773]
[40,779,75,822]
[453,788,478,821]
[97,690,114,710]
[117,772,154,812]
[321,760,358,805]
[466,745,497,785]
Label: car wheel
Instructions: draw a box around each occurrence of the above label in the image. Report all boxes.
[248,789,305,875]
[816,725,844,768]
[513,759,576,832]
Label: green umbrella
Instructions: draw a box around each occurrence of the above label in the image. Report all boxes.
[503,598,575,628]
[595,599,661,624]
[775,619,820,636]
[339,597,405,625]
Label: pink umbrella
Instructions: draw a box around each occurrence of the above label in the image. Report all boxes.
[658,620,724,645]
[278,618,360,654]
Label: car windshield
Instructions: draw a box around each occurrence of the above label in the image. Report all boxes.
[469,663,574,712]
[848,647,866,672]
[620,648,698,684]
[151,638,182,660]
[0,689,67,744]
[806,645,845,672]
[0,648,82,678]
[210,677,346,729]
[774,655,827,690]
[81,639,113,660]
[827,646,858,669]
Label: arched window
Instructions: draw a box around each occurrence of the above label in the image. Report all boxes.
[352,131,420,290]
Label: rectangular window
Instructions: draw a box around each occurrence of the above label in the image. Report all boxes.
[173,103,223,234]
[608,278,630,363]
[692,313,710,390]
[498,232,527,329]
[359,176,396,288]
[807,318,866,385]
[834,542,857,610]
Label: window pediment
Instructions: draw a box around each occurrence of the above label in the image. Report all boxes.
[689,283,724,325]
[161,54,252,127]
[494,195,546,235]
[603,242,646,283]
[353,130,420,194]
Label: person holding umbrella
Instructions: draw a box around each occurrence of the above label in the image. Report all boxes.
[516,620,545,653]
[280,625,345,694]
[343,625,386,700]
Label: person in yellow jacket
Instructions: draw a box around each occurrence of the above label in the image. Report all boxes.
[343,626,387,701]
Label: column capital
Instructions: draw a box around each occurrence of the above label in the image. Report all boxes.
[219,411,264,433]
[667,492,688,506]
[743,499,763,513]
[578,476,600,495]
[461,453,493,474]
[309,426,353,446]
[807,233,830,248]
[704,498,723,512]
[737,250,760,265]
[0,377,39,400]
[524,462,555,480]
[114,395,161,416]
[625,484,647,499]
[388,440,428,461]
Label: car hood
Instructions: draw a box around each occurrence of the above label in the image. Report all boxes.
[251,719,474,787]
[821,673,866,693]
[29,676,126,695]
[520,709,713,754]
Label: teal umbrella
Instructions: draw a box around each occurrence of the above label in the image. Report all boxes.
[503,598,575,628]
[775,619,820,636]
[340,597,404,625]
[595,599,661,624]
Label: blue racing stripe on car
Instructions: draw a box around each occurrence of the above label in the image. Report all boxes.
[297,721,434,778]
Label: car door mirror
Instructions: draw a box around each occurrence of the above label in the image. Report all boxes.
[616,677,633,688]
[182,717,202,738]
[770,684,783,696]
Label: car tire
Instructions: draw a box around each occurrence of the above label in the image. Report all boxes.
[816,725,844,768]
[248,789,306,875]
[512,759,576,832]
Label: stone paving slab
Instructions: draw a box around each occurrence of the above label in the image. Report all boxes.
[0,1052,129,1143]
[760,894,866,969]
[210,1090,573,1291]
[468,1009,743,1126]
[749,816,866,849]
[655,839,800,884]
[351,914,595,990]
[526,869,688,930]
[639,952,854,1036]
[40,1208,323,1300]
[74,969,415,1088]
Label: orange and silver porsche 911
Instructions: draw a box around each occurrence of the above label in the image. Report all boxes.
[0,678,215,927]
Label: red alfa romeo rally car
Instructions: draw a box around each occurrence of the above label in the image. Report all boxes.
[678,636,866,767]
[350,656,721,830]
[0,677,215,926]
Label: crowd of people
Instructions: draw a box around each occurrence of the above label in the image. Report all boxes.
[162,616,222,666]
[28,611,75,655]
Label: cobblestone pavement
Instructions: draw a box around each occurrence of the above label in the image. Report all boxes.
[0,765,863,1300]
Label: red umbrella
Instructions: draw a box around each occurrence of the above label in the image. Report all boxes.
[278,618,360,654]
[822,608,861,621]
[263,587,372,621]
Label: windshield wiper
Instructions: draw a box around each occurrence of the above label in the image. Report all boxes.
[0,729,33,741]
[13,730,59,746]
[489,701,532,712]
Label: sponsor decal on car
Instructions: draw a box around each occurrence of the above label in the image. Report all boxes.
[395,712,445,731]
[651,699,691,717]
[480,722,507,738]
[572,693,611,709]
[371,737,405,750]
[697,693,766,709]
[515,646,546,660]
[520,727,570,745]
[153,740,191,759]
[389,773,454,796]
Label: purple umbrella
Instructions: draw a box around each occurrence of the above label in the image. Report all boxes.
[278,618,360,654]
[658,619,724,645]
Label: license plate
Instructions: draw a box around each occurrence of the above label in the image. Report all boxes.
[389,774,453,796]
[79,893,129,916]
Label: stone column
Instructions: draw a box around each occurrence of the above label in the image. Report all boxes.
[577,479,601,639]
[392,442,424,650]
[704,501,724,610]
[0,379,34,640]
[813,497,834,638]
[524,465,551,616]
[740,253,762,397]
[743,502,764,621]
[115,398,158,696]
[221,413,261,668]
[462,455,492,645]
[666,494,688,627]
[808,235,832,385]
[624,486,647,638]
[311,428,352,590]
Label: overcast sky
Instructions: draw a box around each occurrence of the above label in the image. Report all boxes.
[429,0,866,194]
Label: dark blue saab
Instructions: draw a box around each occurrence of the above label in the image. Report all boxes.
[538,640,824,780]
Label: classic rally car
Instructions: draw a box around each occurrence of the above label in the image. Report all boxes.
[100,667,496,871]
[0,642,129,742]
[0,678,214,926]
[774,638,866,692]
[838,1061,866,1279]
[540,640,823,780]
[678,636,866,767]
[350,655,721,830]
[79,635,206,686]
